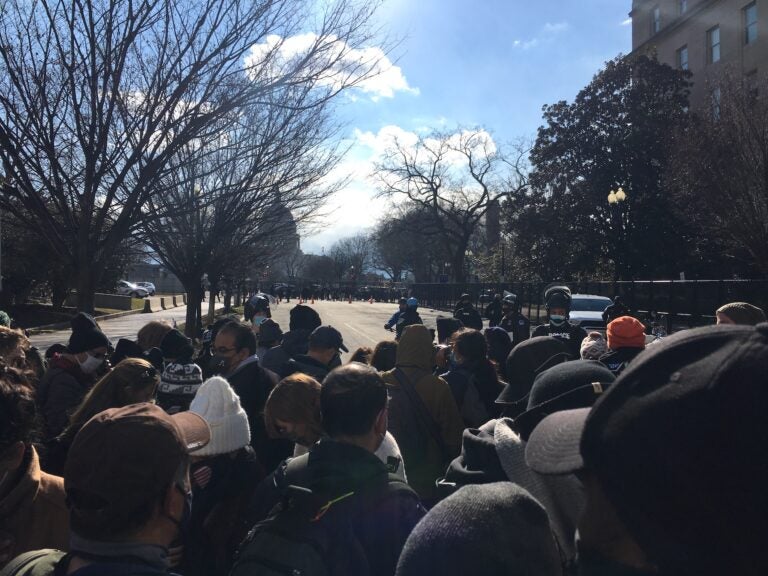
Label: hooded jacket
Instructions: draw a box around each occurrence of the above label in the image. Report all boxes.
[382,325,464,501]
[0,446,69,570]
[36,355,95,440]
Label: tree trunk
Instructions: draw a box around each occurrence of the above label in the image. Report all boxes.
[207,279,217,325]
[183,282,203,338]
[76,266,96,313]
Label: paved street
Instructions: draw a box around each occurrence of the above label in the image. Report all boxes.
[29,299,460,356]
[268,300,460,358]
[29,299,225,351]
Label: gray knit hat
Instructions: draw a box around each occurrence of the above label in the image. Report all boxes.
[396,482,562,576]
[715,302,766,325]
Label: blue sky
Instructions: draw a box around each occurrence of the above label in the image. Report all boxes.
[301,0,633,254]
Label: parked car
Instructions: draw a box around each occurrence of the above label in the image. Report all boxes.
[116,280,149,298]
[569,294,613,333]
[135,282,156,296]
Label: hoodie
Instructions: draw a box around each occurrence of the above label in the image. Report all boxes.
[381,325,464,502]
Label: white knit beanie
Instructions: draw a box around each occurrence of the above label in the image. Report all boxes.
[189,376,250,456]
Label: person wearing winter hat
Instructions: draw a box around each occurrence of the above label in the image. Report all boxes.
[0,310,11,328]
[255,318,282,361]
[599,316,646,376]
[157,329,203,415]
[438,360,614,570]
[209,321,289,473]
[496,336,571,418]
[715,301,766,325]
[396,482,562,576]
[4,403,210,576]
[182,377,263,576]
[36,313,111,440]
[258,304,322,375]
[526,324,768,576]
[484,327,512,378]
[580,332,607,361]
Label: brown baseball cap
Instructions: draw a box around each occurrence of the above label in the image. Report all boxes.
[64,403,210,527]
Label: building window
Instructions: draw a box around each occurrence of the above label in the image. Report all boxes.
[708,26,721,63]
[652,6,661,34]
[679,0,688,15]
[745,2,758,45]
[712,86,721,120]
[677,45,689,70]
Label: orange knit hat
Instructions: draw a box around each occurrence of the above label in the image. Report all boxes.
[606,316,646,350]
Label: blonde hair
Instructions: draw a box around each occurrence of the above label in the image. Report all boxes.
[136,321,172,352]
[264,373,323,440]
[62,358,159,440]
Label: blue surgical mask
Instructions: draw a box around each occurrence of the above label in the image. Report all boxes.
[251,316,267,327]
[550,314,566,326]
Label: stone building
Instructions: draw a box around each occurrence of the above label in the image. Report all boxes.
[630,0,766,108]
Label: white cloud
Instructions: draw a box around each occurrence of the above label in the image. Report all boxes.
[246,33,418,102]
[621,18,632,27]
[513,20,570,51]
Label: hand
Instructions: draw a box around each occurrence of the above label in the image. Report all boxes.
[167,544,184,568]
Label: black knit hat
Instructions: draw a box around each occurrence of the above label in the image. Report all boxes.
[496,336,571,409]
[396,482,562,576]
[68,312,110,354]
[258,319,283,345]
[160,328,194,361]
[513,360,614,441]
[527,324,768,576]
[289,304,322,332]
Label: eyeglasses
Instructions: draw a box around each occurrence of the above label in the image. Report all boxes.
[212,346,237,355]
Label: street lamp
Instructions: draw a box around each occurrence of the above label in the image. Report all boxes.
[607,187,629,280]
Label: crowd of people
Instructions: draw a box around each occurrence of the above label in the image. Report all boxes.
[0,289,766,576]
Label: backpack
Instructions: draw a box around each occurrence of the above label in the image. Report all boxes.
[387,369,449,466]
[0,550,166,576]
[230,455,415,576]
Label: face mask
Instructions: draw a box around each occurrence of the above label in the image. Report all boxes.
[328,353,342,370]
[166,485,193,543]
[251,316,268,327]
[448,352,459,368]
[79,353,104,375]
[208,355,229,375]
[550,314,566,326]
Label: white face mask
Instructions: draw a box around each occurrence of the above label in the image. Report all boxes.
[79,352,104,374]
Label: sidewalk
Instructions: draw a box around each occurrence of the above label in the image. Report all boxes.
[29,300,226,351]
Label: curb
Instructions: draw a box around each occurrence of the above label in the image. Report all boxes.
[27,308,143,335]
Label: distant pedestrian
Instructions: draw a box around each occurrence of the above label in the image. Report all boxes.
[453,294,483,331]
[715,301,766,325]
[601,295,629,324]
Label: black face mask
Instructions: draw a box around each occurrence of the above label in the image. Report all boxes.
[166,484,193,544]
[208,354,229,375]
[328,353,342,370]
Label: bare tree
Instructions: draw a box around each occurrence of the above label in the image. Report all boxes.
[666,74,768,275]
[142,85,345,334]
[375,129,528,282]
[0,0,384,312]
[328,233,372,284]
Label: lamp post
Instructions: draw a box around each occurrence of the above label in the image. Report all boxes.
[607,187,629,280]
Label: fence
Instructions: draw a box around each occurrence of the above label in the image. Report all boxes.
[409,279,768,331]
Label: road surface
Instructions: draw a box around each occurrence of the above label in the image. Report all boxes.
[29,299,463,356]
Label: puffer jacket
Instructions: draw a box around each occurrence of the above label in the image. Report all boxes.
[381,325,464,502]
[36,355,94,441]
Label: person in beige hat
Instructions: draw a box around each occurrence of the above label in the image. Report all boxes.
[183,377,264,576]
[715,302,766,326]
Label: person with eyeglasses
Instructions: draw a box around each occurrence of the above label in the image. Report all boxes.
[210,321,290,473]
[40,358,161,476]
[36,313,111,441]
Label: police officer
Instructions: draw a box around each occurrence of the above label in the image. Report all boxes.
[531,286,586,358]
[395,297,423,340]
[453,293,483,330]
[484,294,503,327]
[244,293,272,336]
[498,293,530,348]
[384,297,408,331]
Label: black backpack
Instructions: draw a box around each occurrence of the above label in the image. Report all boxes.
[230,455,415,576]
